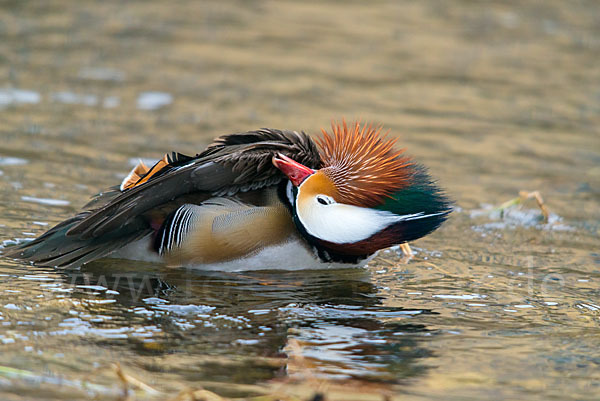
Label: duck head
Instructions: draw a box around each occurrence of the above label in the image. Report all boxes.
[273,121,452,263]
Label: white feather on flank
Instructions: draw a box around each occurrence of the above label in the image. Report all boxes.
[157,204,198,256]
[296,194,445,244]
[110,235,372,271]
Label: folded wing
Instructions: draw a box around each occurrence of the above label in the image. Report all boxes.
[6,128,321,268]
[67,128,320,239]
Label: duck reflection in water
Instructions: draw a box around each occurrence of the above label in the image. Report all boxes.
[60,260,436,384]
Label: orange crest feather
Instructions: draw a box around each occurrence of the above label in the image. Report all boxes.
[316,120,412,207]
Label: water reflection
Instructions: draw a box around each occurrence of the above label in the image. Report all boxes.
[50,261,435,383]
[64,260,381,308]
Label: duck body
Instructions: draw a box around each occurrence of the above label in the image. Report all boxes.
[6,122,451,270]
[110,184,362,271]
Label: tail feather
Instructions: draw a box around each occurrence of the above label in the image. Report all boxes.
[4,212,150,269]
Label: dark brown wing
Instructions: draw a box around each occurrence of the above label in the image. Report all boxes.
[4,211,150,268]
[67,128,321,239]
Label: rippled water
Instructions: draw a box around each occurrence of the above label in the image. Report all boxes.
[0,1,599,400]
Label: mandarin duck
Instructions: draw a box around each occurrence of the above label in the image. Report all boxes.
[6,121,451,270]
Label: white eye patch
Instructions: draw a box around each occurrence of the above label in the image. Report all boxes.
[296,201,403,244]
[296,193,446,244]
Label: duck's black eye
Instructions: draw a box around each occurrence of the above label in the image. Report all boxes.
[316,195,333,205]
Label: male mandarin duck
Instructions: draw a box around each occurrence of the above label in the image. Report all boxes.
[6,121,451,270]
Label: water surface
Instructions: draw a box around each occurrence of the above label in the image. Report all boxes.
[0,0,598,400]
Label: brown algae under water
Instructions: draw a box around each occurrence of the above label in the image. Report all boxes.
[0,0,599,400]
